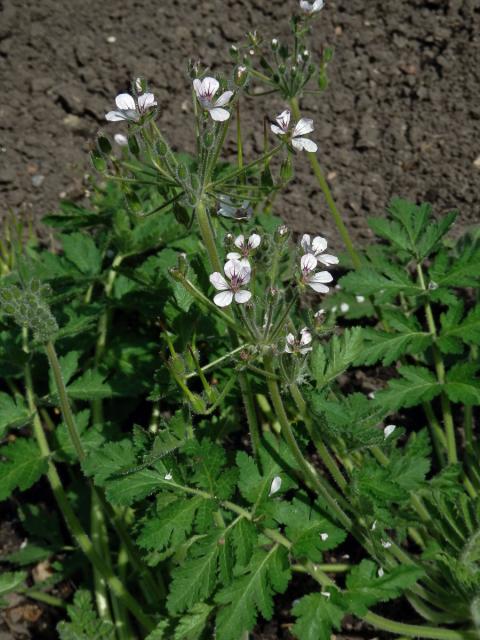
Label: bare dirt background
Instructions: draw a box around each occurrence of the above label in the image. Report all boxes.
[1,0,480,249]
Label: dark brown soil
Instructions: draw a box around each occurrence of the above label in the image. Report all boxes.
[1,0,480,248]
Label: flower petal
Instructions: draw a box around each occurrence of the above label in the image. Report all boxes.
[271,123,287,136]
[215,90,234,107]
[105,110,129,121]
[234,234,245,249]
[209,107,230,121]
[301,253,318,273]
[214,290,234,307]
[293,117,314,137]
[313,0,325,11]
[269,475,282,496]
[226,251,242,260]
[300,234,311,253]
[193,78,202,97]
[286,333,296,346]
[115,93,136,110]
[318,253,339,266]
[275,109,291,131]
[307,281,330,293]
[234,289,252,304]
[300,329,312,346]
[292,137,318,152]
[311,235,328,254]
[310,270,334,284]
[238,263,252,285]
[202,77,220,97]
[209,272,229,291]
[248,233,261,250]
[137,92,157,110]
[224,259,241,280]
[114,133,128,146]
[384,424,396,439]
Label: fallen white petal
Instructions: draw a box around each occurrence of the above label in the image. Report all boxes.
[384,424,396,439]
[269,475,282,496]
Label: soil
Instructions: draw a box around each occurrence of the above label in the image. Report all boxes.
[1,0,480,249]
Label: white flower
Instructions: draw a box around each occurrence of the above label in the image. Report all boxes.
[356,295,365,303]
[217,197,253,220]
[193,77,233,121]
[320,532,329,541]
[285,327,313,354]
[300,254,333,293]
[384,424,396,439]
[164,471,173,481]
[271,109,318,152]
[300,0,325,14]
[381,539,392,549]
[300,234,338,266]
[368,391,376,399]
[114,133,128,146]
[340,303,350,313]
[269,475,282,496]
[378,567,385,578]
[227,234,261,265]
[209,260,252,307]
[105,92,157,122]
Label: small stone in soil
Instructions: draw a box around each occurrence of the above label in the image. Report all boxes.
[31,174,45,187]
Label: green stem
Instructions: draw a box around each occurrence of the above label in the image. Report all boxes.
[416,264,458,464]
[289,383,347,492]
[363,612,474,640]
[24,590,67,609]
[239,373,261,461]
[23,350,154,632]
[195,198,222,272]
[289,97,361,269]
[263,354,352,530]
[185,345,247,380]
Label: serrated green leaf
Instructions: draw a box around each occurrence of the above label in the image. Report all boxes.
[167,534,220,614]
[57,589,114,640]
[311,328,363,387]
[445,364,480,405]
[0,571,27,606]
[344,560,424,616]
[431,246,480,287]
[138,495,206,551]
[376,366,441,410]
[439,303,480,353]
[0,439,48,501]
[61,233,102,276]
[215,546,291,640]
[0,393,32,438]
[340,266,421,298]
[67,369,113,401]
[174,603,213,640]
[291,592,344,640]
[354,326,431,366]
[83,440,137,486]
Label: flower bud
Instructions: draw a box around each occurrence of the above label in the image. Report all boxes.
[234,65,248,87]
[229,45,239,61]
[224,233,234,247]
[169,267,183,282]
[135,77,146,93]
[268,286,278,300]
[314,309,326,327]
[173,203,190,227]
[90,149,107,173]
[301,49,310,61]
[278,63,286,75]
[274,224,290,243]
[169,355,186,376]
[176,252,188,276]
[203,130,215,149]
[128,135,140,156]
[280,156,294,183]
[176,164,189,181]
[271,38,279,51]
[156,140,168,157]
[97,136,112,155]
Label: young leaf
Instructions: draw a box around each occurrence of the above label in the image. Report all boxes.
[344,560,424,616]
[57,589,114,640]
[445,364,480,405]
[0,439,48,501]
[61,232,103,277]
[0,571,27,607]
[0,393,32,438]
[291,592,345,640]
[376,366,441,410]
[173,603,213,640]
[311,328,363,388]
[215,546,291,640]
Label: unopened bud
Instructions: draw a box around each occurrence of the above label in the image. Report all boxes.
[275,225,290,243]
[169,355,186,376]
[135,77,145,93]
[224,233,234,247]
[97,136,112,155]
[203,130,215,149]
[268,287,278,300]
[128,135,140,156]
[280,156,294,183]
[229,45,239,61]
[177,164,189,181]
[156,140,168,157]
[169,267,183,282]
[428,280,438,290]
[239,350,250,362]
[173,203,190,227]
[314,309,326,326]
[177,252,188,275]
[91,149,107,173]
[278,63,286,75]
[301,49,310,61]
[271,38,279,51]
[234,65,248,87]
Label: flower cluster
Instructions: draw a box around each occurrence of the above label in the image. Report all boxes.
[299,234,337,293]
